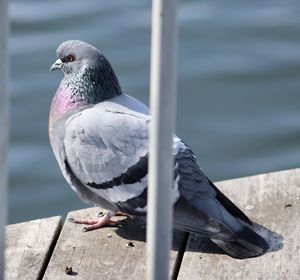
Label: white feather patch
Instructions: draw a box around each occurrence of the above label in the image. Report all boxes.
[173,136,187,155]
[87,176,148,203]
[172,172,181,203]
[134,172,180,214]
[135,205,147,213]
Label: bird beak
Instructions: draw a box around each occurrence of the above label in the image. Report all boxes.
[50,59,63,71]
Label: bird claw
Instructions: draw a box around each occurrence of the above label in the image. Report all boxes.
[68,211,121,232]
[82,227,88,232]
[97,211,105,217]
[80,219,119,232]
[115,211,128,217]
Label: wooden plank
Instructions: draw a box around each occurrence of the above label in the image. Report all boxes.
[43,208,187,280]
[5,216,63,280]
[178,168,300,280]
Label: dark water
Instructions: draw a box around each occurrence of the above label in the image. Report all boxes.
[9,0,300,223]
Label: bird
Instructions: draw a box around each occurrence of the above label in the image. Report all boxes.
[49,40,269,259]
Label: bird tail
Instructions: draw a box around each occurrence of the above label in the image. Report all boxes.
[211,225,269,259]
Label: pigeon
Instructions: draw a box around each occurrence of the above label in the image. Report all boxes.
[49,40,269,259]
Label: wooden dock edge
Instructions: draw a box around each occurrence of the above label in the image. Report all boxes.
[5,216,63,280]
[5,168,300,279]
[42,208,189,280]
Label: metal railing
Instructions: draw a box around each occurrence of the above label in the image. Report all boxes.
[0,0,9,279]
[147,0,178,279]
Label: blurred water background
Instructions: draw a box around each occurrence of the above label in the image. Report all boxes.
[9,0,300,224]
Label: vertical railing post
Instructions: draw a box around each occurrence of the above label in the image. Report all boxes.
[147,0,178,279]
[0,0,9,278]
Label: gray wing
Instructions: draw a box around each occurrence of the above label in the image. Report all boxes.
[174,146,252,237]
[174,146,269,258]
[63,103,151,214]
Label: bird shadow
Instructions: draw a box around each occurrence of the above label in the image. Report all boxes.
[113,216,284,256]
[113,216,185,251]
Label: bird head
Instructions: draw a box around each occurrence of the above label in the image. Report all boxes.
[50,40,122,100]
[50,40,104,75]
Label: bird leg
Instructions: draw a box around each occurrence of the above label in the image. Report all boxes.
[115,211,129,217]
[68,211,118,232]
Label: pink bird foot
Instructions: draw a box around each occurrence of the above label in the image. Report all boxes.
[68,211,119,232]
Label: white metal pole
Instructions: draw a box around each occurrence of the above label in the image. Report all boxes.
[0,0,9,278]
[147,0,177,279]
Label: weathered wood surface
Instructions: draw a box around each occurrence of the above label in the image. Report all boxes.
[5,168,300,279]
[5,216,62,280]
[43,208,187,280]
[178,168,300,280]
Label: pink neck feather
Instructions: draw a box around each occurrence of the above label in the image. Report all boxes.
[49,85,85,133]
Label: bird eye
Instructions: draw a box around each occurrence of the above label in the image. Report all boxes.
[66,54,75,62]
